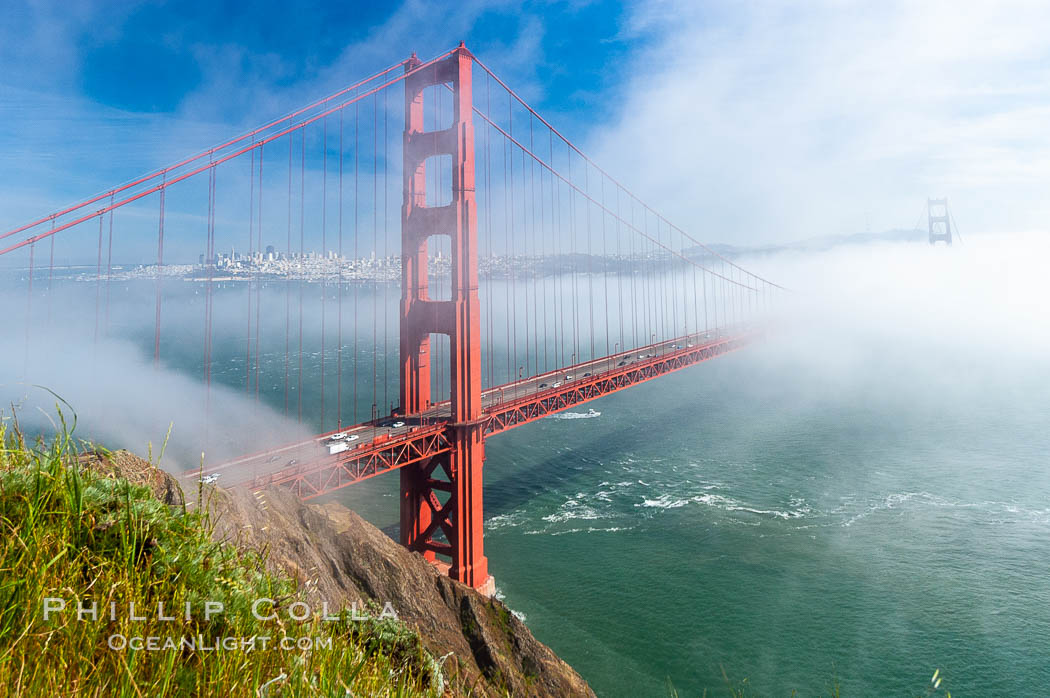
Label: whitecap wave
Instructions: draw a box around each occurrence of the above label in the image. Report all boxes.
[725,504,812,519]
[841,491,1050,527]
[485,511,527,530]
[637,494,691,509]
[545,408,601,420]
[542,503,602,523]
[549,526,632,536]
[635,491,813,520]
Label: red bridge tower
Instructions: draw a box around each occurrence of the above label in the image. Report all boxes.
[398,44,492,593]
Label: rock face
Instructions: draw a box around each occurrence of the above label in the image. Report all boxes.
[83,450,594,697]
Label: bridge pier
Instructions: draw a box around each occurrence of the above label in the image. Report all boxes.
[399,43,492,593]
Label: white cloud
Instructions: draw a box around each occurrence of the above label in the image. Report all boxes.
[588,0,1050,243]
[0,0,548,234]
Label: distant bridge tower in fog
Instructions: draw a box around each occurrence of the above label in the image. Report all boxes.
[928,198,953,245]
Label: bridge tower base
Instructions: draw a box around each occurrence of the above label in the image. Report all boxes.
[398,44,491,592]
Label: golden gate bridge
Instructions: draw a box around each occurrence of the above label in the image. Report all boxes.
[1,43,783,594]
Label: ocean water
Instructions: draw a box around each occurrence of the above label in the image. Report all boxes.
[334,339,1050,696]
[7,237,1048,695]
[329,238,1050,696]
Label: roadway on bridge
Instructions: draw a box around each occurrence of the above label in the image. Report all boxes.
[200,328,737,487]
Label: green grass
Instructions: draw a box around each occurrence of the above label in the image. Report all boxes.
[0,417,443,697]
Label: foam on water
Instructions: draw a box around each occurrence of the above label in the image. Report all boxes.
[491,585,527,623]
[840,491,1050,528]
[486,511,529,530]
[545,408,602,420]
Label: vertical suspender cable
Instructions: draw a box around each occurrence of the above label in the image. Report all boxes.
[46,225,54,324]
[528,117,539,379]
[353,103,360,424]
[615,185,625,353]
[702,252,709,333]
[321,117,328,430]
[521,146,530,380]
[372,94,378,418]
[584,163,594,362]
[105,198,114,333]
[154,175,166,367]
[668,220,678,340]
[383,89,390,413]
[508,94,518,386]
[538,121,548,375]
[548,129,559,370]
[24,242,34,376]
[201,163,216,457]
[503,121,511,387]
[691,231,699,338]
[255,144,263,400]
[285,136,292,415]
[298,127,305,423]
[337,107,344,428]
[94,214,103,345]
[246,146,255,393]
[568,145,579,366]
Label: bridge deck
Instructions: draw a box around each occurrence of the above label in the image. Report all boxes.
[200,328,755,498]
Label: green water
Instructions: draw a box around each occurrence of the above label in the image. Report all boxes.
[336,335,1050,696]
[10,240,1049,695]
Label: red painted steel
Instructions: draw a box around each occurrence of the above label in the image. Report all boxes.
[0,39,780,595]
[203,330,756,500]
[0,59,413,246]
[468,53,785,294]
[252,425,452,498]
[484,333,753,435]
[397,44,490,589]
[0,50,459,258]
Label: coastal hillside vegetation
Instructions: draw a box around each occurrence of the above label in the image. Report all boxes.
[0,417,442,697]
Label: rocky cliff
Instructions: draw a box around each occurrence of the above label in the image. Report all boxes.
[82,450,593,697]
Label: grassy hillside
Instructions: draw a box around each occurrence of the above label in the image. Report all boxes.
[0,421,442,697]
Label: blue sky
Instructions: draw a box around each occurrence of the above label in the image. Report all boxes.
[0,1,643,237]
[3,0,1049,244]
[45,1,631,121]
